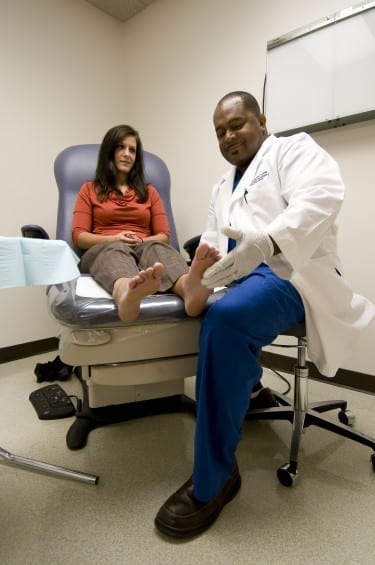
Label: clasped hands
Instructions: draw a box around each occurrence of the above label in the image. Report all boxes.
[202,226,274,288]
[115,231,143,247]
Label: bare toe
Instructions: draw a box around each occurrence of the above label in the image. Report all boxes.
[117,263,163,323]
[183,243,220,317]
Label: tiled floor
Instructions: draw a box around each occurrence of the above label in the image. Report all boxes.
[1,354,375,564]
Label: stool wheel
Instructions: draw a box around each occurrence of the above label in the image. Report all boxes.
[338,409,355,426]
[277,463,299,487]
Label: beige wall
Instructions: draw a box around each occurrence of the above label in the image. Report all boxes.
[1,0,374,375]
[0,0,125,348]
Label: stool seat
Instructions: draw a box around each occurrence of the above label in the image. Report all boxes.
[280,322,306,338]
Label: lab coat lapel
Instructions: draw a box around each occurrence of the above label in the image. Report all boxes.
[228,138,271,210]
[219,169,236,228]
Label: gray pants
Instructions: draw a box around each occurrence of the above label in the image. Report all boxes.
[79,240,189,295]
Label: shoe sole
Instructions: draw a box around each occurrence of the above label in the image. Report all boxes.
[154,473,242,539]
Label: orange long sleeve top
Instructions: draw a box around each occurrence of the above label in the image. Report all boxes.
[72,181,171,247]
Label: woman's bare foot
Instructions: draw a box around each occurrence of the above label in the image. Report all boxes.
[113,263,164,323]
[177,243,221,317]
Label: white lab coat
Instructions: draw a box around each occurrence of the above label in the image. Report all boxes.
[202,133,374,377]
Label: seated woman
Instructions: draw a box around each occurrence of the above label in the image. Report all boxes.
[72,124,219,323]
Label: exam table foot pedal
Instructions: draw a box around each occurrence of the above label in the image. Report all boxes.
[29,384,76,420]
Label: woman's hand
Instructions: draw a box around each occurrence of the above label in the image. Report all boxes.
[115,231,142,246]
[76,231,142,250]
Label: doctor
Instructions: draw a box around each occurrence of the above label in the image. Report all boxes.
[154,91,374,538]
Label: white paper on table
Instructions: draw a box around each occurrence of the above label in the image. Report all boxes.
[75,278,226,299]
[0,237,80,289]
[75,276,111,299]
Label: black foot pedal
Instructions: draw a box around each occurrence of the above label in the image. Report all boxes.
[29,384,76,420]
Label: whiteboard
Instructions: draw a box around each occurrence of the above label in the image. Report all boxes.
[265,3,375,135]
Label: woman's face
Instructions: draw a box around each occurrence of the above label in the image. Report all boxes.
[114,135,137,177]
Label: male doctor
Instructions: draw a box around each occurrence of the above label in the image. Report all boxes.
[155,91,374,538]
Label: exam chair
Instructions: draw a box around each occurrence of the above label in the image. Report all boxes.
[25,145,203,450]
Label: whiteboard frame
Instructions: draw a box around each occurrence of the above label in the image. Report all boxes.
[265,1,375,135]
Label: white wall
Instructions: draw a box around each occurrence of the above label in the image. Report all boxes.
[118,0,375,375]
[0,0,125,348]
[1,0,374,375]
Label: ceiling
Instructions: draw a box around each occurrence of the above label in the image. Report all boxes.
[84,0,157,22]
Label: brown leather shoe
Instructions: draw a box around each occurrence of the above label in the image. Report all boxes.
[154,463,241,538]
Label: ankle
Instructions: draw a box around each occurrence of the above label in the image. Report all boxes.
[172,274,187,299]
[112,277,129,301]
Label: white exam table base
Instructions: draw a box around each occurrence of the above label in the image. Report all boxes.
[49,277,221,409]
[59,319,201,368]
[59,320,200,407]
[82,356,196,407]
[0,446,98,484]
[47,277,219,449]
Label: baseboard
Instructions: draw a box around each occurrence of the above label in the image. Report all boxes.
[261,351,375,395]
[0,338,58,364]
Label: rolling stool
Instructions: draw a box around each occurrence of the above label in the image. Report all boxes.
[246,322,375,485]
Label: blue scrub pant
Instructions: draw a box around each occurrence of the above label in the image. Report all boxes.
[192,264,305,501]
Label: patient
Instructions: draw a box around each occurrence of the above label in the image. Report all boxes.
[72,124,219,323]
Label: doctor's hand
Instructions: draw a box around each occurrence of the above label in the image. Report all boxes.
[202,226,274,288]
